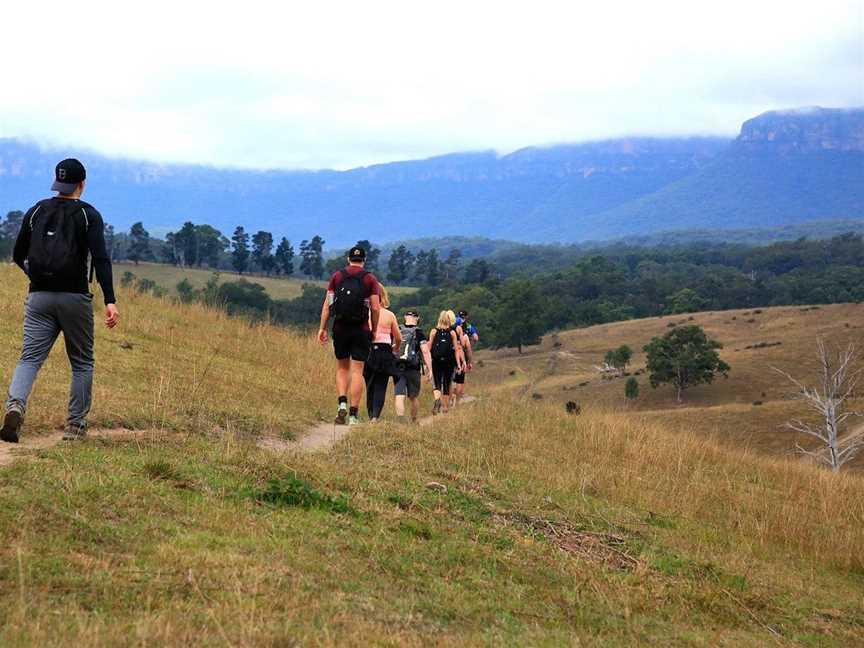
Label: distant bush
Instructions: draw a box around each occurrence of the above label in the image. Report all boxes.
[605,345,633,374]
[136,278,157,294]
[217,279,271,317]
[625,377,639,401]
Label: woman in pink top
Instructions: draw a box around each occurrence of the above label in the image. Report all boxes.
[364,286,402,422]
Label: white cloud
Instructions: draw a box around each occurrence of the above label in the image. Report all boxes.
[1,0,861,169]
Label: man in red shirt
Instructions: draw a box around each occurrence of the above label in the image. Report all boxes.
[317,246,381,425]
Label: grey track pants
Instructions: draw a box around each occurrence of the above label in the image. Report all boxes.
[6,292,95,427]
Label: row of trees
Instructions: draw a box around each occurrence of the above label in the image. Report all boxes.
[2,209,499,288]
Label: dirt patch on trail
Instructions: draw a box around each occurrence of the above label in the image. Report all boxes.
[258,422,349,454]
[0,428,140,467]
[258,396,478,454]
[493,510,640,572]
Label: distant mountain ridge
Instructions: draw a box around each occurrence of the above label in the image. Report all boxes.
[579,108,864,240]
[1,107,861,245]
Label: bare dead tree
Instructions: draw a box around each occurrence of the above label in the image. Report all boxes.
[773,341,864,472]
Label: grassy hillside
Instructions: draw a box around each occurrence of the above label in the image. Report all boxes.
[113,262,318,300]
[114,262,417,301]
[0,265,862,645]
[0,265,331,436]
[474,302,864,468]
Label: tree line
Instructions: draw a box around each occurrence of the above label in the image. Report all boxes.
[3,210,863,352]
[3,213,488,286]
[387,232,864,352]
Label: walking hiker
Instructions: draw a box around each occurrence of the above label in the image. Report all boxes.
[1,158,119,444]
[318,245,381,425]
[394,309,433,423]
[429,310,465,415]
[455,310,479,343]
[363,285,401,422]
[452,311,474,406]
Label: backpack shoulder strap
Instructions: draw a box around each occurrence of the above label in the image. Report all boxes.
[79,205,90,230]
[27,201,47,229]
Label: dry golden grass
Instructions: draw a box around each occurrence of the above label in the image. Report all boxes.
[0,264,332,438]
[115,261,418,301]
[475,303,864,467]
[114,261,316,300]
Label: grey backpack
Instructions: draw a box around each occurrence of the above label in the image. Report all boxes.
[398,325,422,369]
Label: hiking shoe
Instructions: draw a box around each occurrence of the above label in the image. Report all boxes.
[335,402,349,425]
[62,423,87,441]
[348,415,361,426]
[1,407,23,444]
[432,399,442,415]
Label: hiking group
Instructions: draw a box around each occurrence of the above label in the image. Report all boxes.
[317,247,477,425]
[0,157,477,444]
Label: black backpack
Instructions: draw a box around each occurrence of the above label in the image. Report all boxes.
[332,269,369,324]
[25,200,89,283]
[398,325,422,369]
[431,327,455,362]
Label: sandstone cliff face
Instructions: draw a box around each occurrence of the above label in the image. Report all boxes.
[736,107,864,153]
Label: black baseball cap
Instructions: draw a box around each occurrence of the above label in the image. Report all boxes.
[458,310,469,318]
[348,246,366,262]
[51,158,86,193]
[404,309,420,317]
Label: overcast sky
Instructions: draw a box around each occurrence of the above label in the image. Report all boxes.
[2,0,861,170]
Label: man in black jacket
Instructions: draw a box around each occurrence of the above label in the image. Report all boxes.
[1,158,119,443]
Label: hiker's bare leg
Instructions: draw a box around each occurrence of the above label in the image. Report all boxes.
[336,358,351,399]
[349,359,365,409]
[409,397,419,420]
[395,394,406,417]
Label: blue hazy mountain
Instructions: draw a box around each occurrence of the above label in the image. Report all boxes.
[576,108,864,239]
[1,107,861,245]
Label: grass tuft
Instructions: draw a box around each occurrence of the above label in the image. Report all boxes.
[142,459,185,483]
[251,474,354,514]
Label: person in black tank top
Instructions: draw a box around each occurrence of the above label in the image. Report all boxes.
[429,310,465,415]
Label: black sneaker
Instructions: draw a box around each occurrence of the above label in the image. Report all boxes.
[432,399,442,416]
[62,423,87,441]
[1,408,22,444]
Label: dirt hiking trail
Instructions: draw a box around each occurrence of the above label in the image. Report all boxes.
[0,396,478,467]
[259,395,478,454]
[0,428,139,467]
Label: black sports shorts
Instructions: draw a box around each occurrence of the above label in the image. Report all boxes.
[333,327,371,361]
[394,368,422,399]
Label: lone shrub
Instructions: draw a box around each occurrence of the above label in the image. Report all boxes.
[625,377,639,401]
